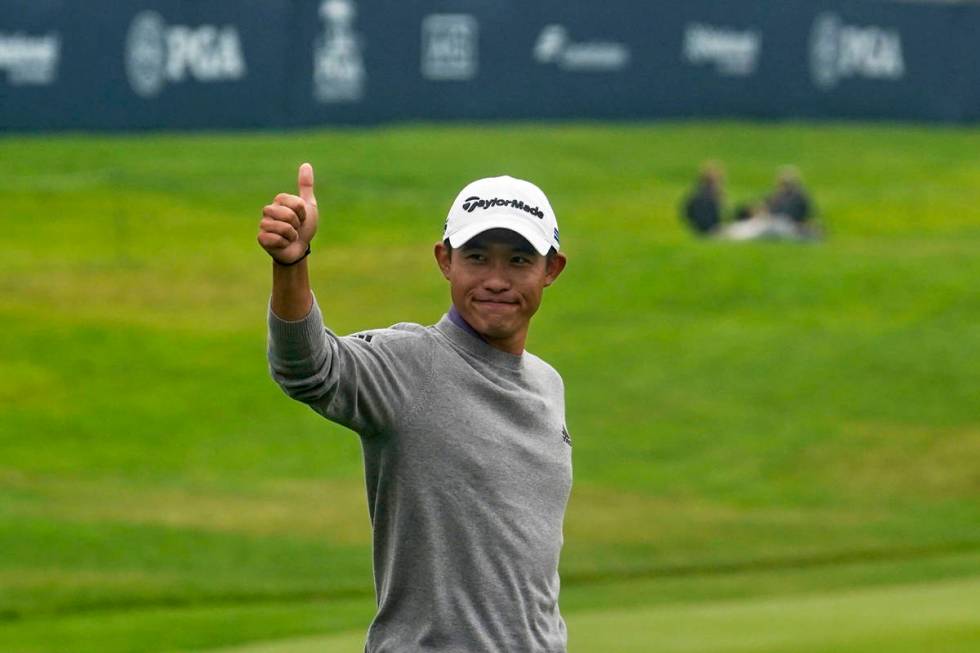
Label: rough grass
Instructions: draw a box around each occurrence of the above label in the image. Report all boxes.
[1,121,978,652]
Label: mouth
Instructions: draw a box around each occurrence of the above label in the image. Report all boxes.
[473,299,519,310]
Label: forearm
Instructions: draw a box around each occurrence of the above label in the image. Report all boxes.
[271,258,314,321]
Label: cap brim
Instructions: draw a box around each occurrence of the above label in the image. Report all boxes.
[447,214,552,255]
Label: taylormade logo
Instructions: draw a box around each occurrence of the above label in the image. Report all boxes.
[462,196,545,219]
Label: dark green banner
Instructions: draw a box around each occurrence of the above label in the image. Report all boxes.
[1,0,977,130]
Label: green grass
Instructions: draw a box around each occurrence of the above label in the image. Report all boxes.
[183,574,980,653]
[1,121,979,652]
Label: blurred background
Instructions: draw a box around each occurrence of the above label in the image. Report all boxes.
[1,1,978,652]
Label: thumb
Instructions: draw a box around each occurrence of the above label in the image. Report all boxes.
[298,162,317,207]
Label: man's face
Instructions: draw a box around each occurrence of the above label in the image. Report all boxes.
[434,228,566,353]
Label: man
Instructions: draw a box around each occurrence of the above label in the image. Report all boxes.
[258,163,572,652]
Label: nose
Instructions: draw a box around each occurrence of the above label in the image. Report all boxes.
[481,260,511,292]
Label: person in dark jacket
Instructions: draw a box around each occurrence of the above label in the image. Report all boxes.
[681,161,725,235]
[766,165,811,224]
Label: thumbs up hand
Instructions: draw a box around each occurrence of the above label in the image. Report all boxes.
[258,163,320,265]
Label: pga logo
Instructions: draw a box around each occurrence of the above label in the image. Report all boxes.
[125,11,247,98]
[809,13,905,90]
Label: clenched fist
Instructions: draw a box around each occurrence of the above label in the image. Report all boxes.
[258,163,319,265]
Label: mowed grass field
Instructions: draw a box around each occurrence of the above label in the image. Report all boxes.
[1,122,978,652]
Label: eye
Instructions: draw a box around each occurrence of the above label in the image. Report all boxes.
[511,255,532,265]
[464,252,486,262]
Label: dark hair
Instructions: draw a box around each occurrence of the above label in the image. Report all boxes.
[443,239,557,260]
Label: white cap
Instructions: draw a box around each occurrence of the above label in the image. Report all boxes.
[443,175,560,255]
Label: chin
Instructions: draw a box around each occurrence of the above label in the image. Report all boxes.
[468,314,506,335]
[481,324,516,340]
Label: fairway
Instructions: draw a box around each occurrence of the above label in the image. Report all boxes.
[193,575,980,653]
[1,121,978,652]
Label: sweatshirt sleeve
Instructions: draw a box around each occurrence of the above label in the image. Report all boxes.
[266,293,427,436]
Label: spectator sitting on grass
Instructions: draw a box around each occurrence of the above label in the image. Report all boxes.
[718,166,821,241]
[681,161,725,236]
[766,165,812,225]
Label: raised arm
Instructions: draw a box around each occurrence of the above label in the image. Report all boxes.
[258,162,319,320]
[260,164,428,436]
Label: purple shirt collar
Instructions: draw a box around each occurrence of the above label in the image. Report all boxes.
[447,305,487,343]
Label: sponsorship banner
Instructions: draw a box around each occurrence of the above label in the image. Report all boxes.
[1,0,291,129]
[1,0,73,129]
[954,4,980,122]
[795,1,965,121]
[1,0,978,130]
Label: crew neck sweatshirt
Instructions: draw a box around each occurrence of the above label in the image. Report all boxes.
[267,294,573,652]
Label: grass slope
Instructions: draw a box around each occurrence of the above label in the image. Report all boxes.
[1,122,978,651]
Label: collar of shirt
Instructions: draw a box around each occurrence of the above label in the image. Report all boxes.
[447,304,487,343]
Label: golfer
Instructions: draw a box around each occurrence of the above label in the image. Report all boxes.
[259,163,571,652]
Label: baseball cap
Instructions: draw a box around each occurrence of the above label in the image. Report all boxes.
[443,175,560,255]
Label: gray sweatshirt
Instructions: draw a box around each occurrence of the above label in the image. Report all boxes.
[267,294,573,652]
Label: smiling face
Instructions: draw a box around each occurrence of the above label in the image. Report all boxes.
[434,228,567,355]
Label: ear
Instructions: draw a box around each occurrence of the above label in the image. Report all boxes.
[543,252,567,287]
[434,241,452,280]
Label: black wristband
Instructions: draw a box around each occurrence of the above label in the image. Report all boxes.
[276,244,311,266]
